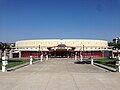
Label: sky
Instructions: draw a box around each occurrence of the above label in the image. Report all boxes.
[0,0,120,43]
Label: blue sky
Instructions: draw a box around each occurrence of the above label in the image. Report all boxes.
[0,0,120,42]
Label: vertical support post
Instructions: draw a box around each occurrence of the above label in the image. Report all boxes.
[75,55,77,60]
[54,51,56,58]
[102,51,104,58]
[90,56,94,65]
[75,52,77,60]
[30,55,33,65]
[116,56,120,72]
[19,51,21,58]
[46,55,48,60]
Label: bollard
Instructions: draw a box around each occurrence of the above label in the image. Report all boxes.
[116,56,120,72]
[80,55,83,62]
[90,56,94,65]
[41,54,43,62]
[30,55,33,65]
[46,55,48,60]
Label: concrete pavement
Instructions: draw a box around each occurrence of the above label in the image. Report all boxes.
[0,58,120,90]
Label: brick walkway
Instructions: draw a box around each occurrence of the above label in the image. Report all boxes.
[0,58,120,90]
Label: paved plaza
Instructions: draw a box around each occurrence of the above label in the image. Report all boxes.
[0,58,120,90]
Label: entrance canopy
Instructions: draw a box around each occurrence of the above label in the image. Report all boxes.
[47,43,76,51]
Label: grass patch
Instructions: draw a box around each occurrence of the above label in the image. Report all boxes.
[93,58,116,68]
[0,58,39,70]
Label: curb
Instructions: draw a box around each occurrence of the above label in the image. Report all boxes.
[94,63,116,72]
[7,62,29,71]
[7,60,40,71]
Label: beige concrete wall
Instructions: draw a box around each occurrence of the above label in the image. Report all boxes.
[16,39,108,48]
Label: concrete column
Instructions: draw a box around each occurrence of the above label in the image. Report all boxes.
[102,51,104,58]
[19,51,21,58]
[90,56,94,65]
[46,55,48,60]
[116,56,120,72]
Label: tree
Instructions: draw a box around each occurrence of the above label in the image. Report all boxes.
[108,42,116,46]
[114,43,120,49]
[0,42,11,53]
[108,42,120,50]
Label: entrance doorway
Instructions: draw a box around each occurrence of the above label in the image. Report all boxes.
[47,44,76,58]
[55,49,67,58]
[49,50,77,58]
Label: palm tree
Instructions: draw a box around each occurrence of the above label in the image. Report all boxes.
[0,42,11,57]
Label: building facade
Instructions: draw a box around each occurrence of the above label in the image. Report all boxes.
[12,39,111,58]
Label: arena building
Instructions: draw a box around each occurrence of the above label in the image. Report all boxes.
[12,39,112,58]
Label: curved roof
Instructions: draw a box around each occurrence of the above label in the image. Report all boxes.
[16,39,108,47]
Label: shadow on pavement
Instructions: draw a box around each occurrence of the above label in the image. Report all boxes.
[74,61,91,64]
